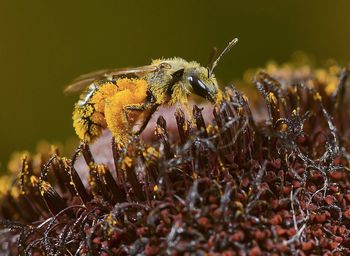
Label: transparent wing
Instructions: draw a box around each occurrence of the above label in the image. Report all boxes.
[64,64,159,95]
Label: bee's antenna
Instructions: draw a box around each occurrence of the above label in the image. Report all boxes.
[207,47,218,77]
[209,37,238,75]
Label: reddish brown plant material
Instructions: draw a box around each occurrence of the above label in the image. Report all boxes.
[1,63,350,255]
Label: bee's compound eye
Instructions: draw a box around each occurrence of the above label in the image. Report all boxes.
[188,75,213,101]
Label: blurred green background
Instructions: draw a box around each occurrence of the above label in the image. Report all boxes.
[1,1,349,168]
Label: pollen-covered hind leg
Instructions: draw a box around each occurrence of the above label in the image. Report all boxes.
[104,90,136,143]
[104,79,149,143]
[124,104,159,135]
[122,103,152,135]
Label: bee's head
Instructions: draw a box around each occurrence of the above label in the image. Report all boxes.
[163,38,237,105]
[186,67,219,103]
[164,61,220,105]
[184,37,238,103]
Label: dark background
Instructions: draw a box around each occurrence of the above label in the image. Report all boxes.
[0,1,349,168]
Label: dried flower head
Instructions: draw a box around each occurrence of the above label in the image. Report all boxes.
[1,61,350,255]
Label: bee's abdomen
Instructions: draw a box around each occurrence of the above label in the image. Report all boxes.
[72,78,148,143]
[72,103,106,142]
[72,82,118,142]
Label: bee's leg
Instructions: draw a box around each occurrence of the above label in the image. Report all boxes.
[123,103,158,135]
[124,104,147,111]
[134,106,160,135]
[122,104,147,135]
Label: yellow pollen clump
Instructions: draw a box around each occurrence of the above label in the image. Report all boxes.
[90,83,119,113]
[104,79,148,144]
[268,92,278,105]
[30,175,38,186]
[313,92,322,102]
[153,185,159,192]
[122,156,133,169]
[315,66,341,96]
[143,147,159,158]
[39,180,51,196]
[216,89,223,103]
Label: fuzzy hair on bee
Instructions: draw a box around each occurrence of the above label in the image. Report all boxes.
[65,38,238,145]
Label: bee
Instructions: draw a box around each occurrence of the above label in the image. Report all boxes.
[65,38,238,145]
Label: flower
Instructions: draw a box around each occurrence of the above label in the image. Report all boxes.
[1,61,350,255]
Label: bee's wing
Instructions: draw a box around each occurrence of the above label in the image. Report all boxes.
[64,64,159,95]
